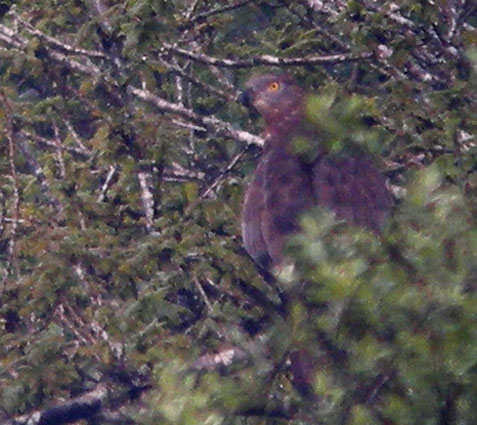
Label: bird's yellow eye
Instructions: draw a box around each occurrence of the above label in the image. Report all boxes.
[268,81,280,91]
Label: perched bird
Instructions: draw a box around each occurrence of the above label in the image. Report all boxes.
[239,74,393,274]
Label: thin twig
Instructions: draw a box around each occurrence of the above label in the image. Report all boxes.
[53,121,66,179]
[193,278,214,312]
[200,147,249,199]
[152,57,234,100]
[20,129,90,157]
[74,263,103,306]
[15,134,64,213]
[137,171,155,233]
[184,0,201,20]
[97,165,117,202]
[63,120,92,155]
[182,0,255,28]
[171,118,207,132]
[87,0,113,32]
[163,163,205,182]
[54,303,93,347]
[182,146,250,216]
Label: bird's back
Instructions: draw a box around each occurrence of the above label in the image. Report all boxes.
[311,154,393,233]
[242,149,393,271]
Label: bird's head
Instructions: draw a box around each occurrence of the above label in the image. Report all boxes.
[239,74,305,133]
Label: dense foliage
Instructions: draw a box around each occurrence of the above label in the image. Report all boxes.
[0,1,476,424]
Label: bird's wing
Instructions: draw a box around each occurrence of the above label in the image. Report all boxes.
[242,157,272,270]
[261,148,315,266]
[312,155,393,232]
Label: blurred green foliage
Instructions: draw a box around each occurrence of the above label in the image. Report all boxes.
[0,1,476,424]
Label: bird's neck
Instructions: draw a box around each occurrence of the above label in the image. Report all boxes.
[264,110,326,163]
[262,86,306,141]
[264,107,305,145]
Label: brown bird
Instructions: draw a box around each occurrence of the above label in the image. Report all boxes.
[239,74,393,274]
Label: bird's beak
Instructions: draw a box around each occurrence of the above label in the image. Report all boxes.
[238,88,253,108]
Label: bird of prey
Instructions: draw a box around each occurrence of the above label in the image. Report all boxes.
[239,74,393,274]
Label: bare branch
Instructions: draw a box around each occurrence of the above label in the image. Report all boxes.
[190,346,247,371]
[48,48,105,79]
[7,385,107,425]
[164,162,205,182]
[14,13,108,58]
[171,118,207,132]
[128,85,264,146]
[0,24,23,48]
[164,43,374,68]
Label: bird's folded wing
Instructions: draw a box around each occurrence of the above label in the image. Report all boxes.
[242,158,272,270]
[312,155,393,232]
[261,149,315,266]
